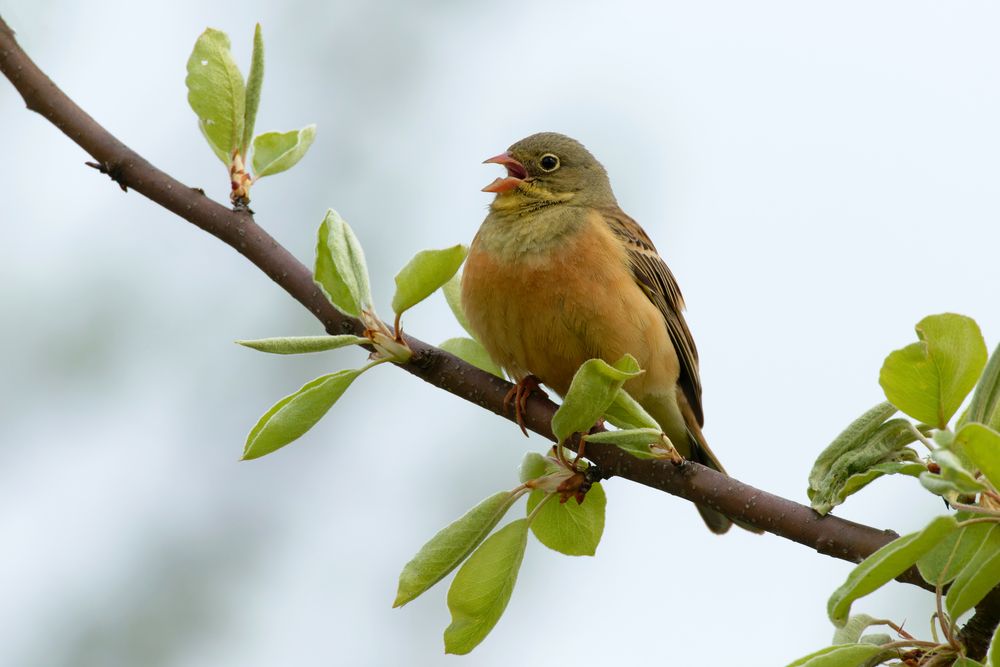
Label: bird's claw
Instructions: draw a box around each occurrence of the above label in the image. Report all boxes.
[503,375,546,437]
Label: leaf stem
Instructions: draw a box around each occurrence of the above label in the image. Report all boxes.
[361,356,392,372]
[871,618,915,640]
[936,539,958,649]
[950,502,1000,518]
[526,493,555,526]
[909,423,937,452]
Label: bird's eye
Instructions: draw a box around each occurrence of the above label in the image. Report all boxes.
[539,153,560,172]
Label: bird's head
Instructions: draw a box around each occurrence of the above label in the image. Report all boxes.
[482,132,616,209]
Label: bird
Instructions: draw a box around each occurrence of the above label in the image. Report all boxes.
[461,131,739,534]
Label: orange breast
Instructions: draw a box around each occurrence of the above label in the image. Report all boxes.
[461,210,678,399]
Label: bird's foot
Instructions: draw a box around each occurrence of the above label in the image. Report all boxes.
[503,374,547,437]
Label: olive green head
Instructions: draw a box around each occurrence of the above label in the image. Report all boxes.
[483,132,616,208]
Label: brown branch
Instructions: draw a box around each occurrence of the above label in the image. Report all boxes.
[958,587,1000,661]
[0,16,950,601]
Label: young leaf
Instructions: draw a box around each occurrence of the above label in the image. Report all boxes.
[314,209,372,318]
[519,452,556,483]
[966,343,1000,432]
[251,125,317,178]
[858,634,892,646]
[185,28,245,164]
[953,659,985,667]
[392,245,468,317]
[444,519,529,655]
[879,313,987,428]
[919,471,966,501]
[917,521,994,586]
[946,524,1000,620]
[243,368,364,459]
[583,428,666,460]
[368,329,413,364]
[526,482,606,556]
[442,272,474,336]
[236,334,367,354]
[931,448,985,494]
[809,417,922,515]
[603,388,660,430]
[784,643,885,667]
[827,515,959,626]
[955,422,1000,490]
[242,23,264,156]
[551,355,643,443]
[809,402,898,491]
[394,491,519,608]
[810,460,924,516]
[438,337,503,377]
[831,613,879,644]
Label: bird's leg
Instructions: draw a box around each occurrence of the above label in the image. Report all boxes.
[502,375,546,437]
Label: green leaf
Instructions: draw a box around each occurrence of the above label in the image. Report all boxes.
[314,209,372,318]
[946,524,1000,620]
[241,23,264,155]
[236,334,367,354]
[954,659,985,667]
[809,417,922,515]
[955,422,1000,490]
[858,634,892,646]
[932,448,985,494]
[251,125,317,178]
[243,368,364,459]
[831,614,879,644]
[808,402,898,492]
[526,482,606,556]
[827,515,959,626]
[552,355,643,443]
[987,615,1000,667]
[394,491,519,608]
[439,337,503,377]
[518,452,556,483]
[583,428,666,460]
[879,313,987,428]
[936,429,958,448]
[442,272,473,336]
[784,643,885,667]
[391,245,468,317]
[444,519,528,655]
[186,28,245,164]
[919,471,966,501]
[966,343,1000,432]
[603,388,660,430]
[811,460,924,516]
[917,520,993,585]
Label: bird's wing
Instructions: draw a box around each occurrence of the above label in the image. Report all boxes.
[601,207,704,426]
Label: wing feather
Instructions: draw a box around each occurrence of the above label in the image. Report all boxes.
[601,208,704,426]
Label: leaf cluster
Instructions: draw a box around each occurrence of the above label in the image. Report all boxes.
[185,26,315,204]
[790,314,1000,666]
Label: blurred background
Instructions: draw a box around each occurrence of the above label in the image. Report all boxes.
[2,1,999,664]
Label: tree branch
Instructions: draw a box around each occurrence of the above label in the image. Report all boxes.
[0,16,945,599]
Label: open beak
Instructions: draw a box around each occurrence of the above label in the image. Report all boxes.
[482,152,528,193]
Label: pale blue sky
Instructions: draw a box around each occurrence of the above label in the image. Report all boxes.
[2,1,999,664]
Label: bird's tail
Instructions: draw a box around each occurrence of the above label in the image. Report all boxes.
[684,416,763,535]
[684,418,735,534]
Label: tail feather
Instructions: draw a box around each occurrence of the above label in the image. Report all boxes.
[680,395,763,535]
[686,422,735,534]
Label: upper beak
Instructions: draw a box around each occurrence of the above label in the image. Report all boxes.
[482,152,528,193]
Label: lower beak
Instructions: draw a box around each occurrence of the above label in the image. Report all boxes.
[482,152,528,193]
